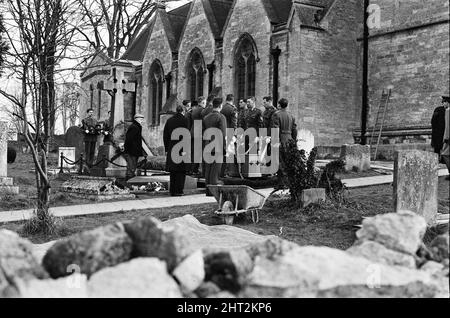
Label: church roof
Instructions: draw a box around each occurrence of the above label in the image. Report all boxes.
[292,0,336,28]
[261,0,293,25]
[167,2,192,46]
[202,0,234,39]
[122,17,156,62]
[122,3,191,61]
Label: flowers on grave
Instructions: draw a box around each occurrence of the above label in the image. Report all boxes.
[129,182,166,193]
[145,182,166,192]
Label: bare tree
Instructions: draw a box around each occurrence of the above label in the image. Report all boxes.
[0,0,79,233]
[75,0,177,59]
[0,0,8,73]
[58,81,80,133]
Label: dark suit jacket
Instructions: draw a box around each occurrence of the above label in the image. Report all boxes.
[201,104,214,119]
[164,113,189,172]
[81,117,98,142]
[221,102,238,129]
[272,109,298,145]
[431,106,446,153]
[187,106,204,133]
[124,120,143,157]
[203,110,227,157]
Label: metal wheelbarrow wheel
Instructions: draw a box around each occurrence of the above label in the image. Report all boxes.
[208,185,267,225]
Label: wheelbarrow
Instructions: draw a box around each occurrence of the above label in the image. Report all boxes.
[207,185,269,225]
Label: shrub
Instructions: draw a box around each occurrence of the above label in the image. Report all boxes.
[317,159,346,199]
[280,140,318,203]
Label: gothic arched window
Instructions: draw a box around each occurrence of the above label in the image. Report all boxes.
[234,34,258,101]
[149,60,164,125]
[186,48,205,101]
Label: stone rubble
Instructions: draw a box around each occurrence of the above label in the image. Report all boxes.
[1,211,448,298]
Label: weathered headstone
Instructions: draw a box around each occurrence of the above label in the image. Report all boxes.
[59,147,76,169]
[0,121,19,194]
[301,188,326,207]
[340,144,371,172]
[297,129,315,154]
[394,150,439,225]
[65,126,84,160]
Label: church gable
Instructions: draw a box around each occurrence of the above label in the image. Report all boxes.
[221,0,272,101]
[177,0,216,100]
[143,12,174,75]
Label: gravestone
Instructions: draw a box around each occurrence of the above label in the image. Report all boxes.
[340,144,371,172]
[394,150,439,225]
[297,129,315,154]
[59,147,76,169]
[0,121,19,194]
[65,126,84,160]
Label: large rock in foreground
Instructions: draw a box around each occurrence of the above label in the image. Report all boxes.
[42,223,133,278]
[347,241,416,268]
[88,258,182,298]
[16,274,88,298]
[356,210,426,255]
[242,246,447,298]
[0,230,48,297]
[123,215,271,272]
[163,214,272,253]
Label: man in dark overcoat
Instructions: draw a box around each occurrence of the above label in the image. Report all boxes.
[203,98,227,196]
[164,105,189,196]
[124,113,144,180]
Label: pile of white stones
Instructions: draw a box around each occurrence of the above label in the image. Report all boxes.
[0,212,448,298]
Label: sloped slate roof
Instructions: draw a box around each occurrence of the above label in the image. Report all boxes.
[122,17,155,62]
[167,2,192,46]
[202,0,234,39]
[293,0,336,27]
[262,0,293,25]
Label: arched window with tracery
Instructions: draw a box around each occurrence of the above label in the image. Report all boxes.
[149,60,164,125]
[186,48,205,101]
[234,34,258,101]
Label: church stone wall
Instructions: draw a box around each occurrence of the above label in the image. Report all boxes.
[221,0,272,105]
[367,0,450,131]
[177,0,216,100]
[79,55,113,123]
[290,0,363,147]
[141,13,174,126]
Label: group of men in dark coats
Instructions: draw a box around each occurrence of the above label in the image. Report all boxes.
[122,93,298,196]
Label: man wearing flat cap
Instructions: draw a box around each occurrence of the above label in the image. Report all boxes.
[431,95,450,159]
[124,113,145,180]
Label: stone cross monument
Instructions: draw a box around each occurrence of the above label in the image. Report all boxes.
[0,121,19,194]
[95,67,136,178]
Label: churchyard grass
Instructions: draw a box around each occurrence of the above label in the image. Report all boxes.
[2,177,448,249]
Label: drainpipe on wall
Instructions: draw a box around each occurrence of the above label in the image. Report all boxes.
[270,46,281,104]
[361,0,370,145]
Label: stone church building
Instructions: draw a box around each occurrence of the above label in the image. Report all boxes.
[80,0,449,156]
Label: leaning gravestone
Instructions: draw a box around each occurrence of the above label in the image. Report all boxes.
[64,126,84,161]
[340,144,371,172]
[394,150,439,225]
[0,121,19,194]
